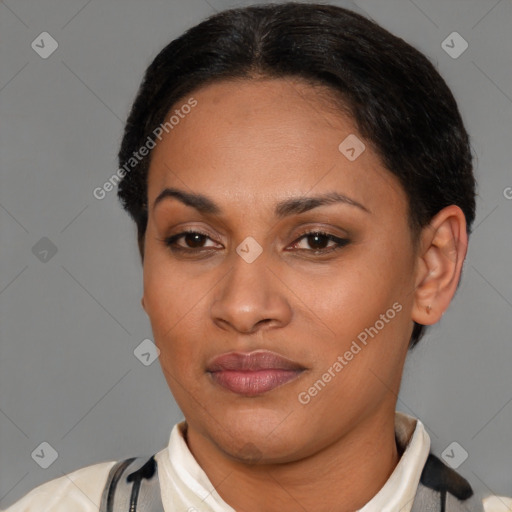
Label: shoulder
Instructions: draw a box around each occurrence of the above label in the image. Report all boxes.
[2,460,117,512]
[417,453,512,512]
[419,452,475,500]
[483,495,512,512]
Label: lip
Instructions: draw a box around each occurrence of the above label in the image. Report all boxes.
[206,350,306,396]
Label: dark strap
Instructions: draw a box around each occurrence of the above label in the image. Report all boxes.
[411,453,484,511]
[100,451,484,511]
[99,455,165,512]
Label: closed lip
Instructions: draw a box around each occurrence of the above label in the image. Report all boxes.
[206,350,306,372]
[206,350,307,396]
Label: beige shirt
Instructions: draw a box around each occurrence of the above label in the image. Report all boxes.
[2,412,506,511]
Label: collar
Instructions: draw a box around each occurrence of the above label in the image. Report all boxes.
[154,411,430,512]
[358,411,430,511]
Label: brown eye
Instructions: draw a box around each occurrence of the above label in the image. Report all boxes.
[181,232,208,248]
[164,230,219,251]
[305,233,330,250]
[289,231,350,254]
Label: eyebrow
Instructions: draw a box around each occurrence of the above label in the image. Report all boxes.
[153,187,371,218]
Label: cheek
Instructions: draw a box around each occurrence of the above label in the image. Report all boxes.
[142,254,197,356]
[289,253,395,329]
[143,238,191,323]
[141,250,221,374]
[306,237,412,354]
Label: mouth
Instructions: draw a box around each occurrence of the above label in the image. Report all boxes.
[206,350,307,396]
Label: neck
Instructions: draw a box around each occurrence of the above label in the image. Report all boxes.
[185,409,400,512]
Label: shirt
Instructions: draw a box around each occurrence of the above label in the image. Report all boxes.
[2,412,508,511]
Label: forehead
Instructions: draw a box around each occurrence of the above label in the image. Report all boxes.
[146,78,407,218]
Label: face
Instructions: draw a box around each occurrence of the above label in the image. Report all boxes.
[142,78,418,464]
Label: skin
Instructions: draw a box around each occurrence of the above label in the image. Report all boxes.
[140,77,468,512]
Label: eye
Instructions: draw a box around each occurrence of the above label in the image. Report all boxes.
[163,229,220,251]
[288,231,350,254]
[162,229,349,256]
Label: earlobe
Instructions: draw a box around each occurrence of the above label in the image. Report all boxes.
[411,205,468,326]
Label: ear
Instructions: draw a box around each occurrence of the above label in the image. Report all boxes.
[411,205,468,326]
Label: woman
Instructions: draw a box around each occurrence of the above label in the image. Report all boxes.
[4,2,510,511]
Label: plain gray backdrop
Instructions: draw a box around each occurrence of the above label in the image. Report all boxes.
[1,0,511,508]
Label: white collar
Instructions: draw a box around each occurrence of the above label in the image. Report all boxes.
[154,411,430,512]
[358,411,430,511]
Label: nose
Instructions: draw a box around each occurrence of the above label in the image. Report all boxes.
[210,251,292,334]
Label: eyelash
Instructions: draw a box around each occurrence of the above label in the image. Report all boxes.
[162,229,350,256]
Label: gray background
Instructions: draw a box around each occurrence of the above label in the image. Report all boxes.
[1,0,511,508]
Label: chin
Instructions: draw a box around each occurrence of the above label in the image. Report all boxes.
[218,436,307,465]
[205,409,312,464]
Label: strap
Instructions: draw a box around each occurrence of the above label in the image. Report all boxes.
[99,451,484,511]
[411,453,484,511]
[99,454,165,512]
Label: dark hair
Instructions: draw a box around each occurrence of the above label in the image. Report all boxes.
[117,2,476,348]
